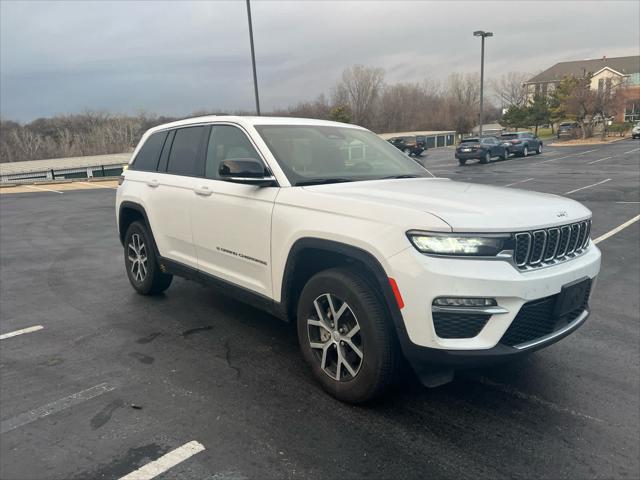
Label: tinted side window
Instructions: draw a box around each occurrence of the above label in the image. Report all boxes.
[205,125,262,179]
[131,131,168,171]
[166,126,208,176]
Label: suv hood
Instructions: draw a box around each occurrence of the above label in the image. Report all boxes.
[303,178,591,232]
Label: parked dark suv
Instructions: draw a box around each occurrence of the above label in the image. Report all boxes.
[455,136,507,165]
[388,136,425,156]
[500,132,543,157]
[557,122,580,139]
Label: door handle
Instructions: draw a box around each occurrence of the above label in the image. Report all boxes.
[194,186,213,197]
[146,179,159,188]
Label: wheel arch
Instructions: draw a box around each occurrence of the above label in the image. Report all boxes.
[280,238,405,332]
[118,201,161,258]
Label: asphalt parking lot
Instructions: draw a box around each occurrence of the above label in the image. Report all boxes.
[1,140,639,480]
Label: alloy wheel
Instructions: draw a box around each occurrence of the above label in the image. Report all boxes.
[307,293,363,381]
[128,233,148,283]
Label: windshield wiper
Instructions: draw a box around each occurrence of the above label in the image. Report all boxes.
[295,178,354,186]
[380,174,423,180]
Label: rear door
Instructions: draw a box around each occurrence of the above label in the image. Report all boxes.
[149,125,208,268]
[190,124,278,297]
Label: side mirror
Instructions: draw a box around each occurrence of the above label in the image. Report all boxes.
[219,158,276,186]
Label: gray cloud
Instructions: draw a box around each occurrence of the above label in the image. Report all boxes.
[1,0,638,121]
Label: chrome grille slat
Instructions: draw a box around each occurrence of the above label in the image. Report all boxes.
[514,220,591,270]
[544,228,560,261]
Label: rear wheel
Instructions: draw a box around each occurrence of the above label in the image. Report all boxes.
[536,143,543,154]
[296,268,399,403]
[458,159,466,166]
[124,221,172,295]
[403,147,411,156]
[501,149,508,160]
[521,146,529,157]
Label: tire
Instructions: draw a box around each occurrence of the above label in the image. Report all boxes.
[403,148,411,156]
[521,145,529,157]
[536,143,542,155]
[296,267,399,403]
[124,221,173,295]
[480,152,490,164]
[458,159,466,166]
[500,149,508,160]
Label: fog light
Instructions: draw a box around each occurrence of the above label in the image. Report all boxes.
[432,297,497,307]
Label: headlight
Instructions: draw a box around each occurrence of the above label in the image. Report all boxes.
[407,231,512,256]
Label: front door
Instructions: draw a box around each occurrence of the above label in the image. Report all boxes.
[190,124,278,297]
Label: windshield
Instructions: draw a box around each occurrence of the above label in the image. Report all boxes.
[254,125,428,186]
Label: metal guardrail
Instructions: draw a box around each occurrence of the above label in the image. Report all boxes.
[1,163,126,184]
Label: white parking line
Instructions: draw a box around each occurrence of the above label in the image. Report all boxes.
[593,215,640,245]
[504,178,534,187]
[79,181,117,190]
[0,325,43,340]
[564,178,611,195]
[623,147,640,155]
[574,149,599,156]
[616,201,640,204]
[119,441,206,480]
[538,154,574,164]
[587,156,613,165]
[0,383,116,434]
[24,185,63,194]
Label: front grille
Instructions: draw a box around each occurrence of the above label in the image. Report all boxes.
[500,280,592,347]
[514,220,591,270]
[433,312,490,339]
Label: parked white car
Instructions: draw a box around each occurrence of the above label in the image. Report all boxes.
[116,116,601,403]
[632,121,640,139]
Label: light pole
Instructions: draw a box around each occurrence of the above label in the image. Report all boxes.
[246,0,260,115]
[473,30,493,137]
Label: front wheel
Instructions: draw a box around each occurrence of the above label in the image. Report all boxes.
[296,268,399,403]
[480,152,490,164]
[458,159,466,166]
[521,146,529,157]
[536,143,543,154]
[124,221,172,295]
[403,147,411,156]
[501,149,508,160]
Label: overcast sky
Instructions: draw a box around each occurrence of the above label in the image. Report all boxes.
[1,0,639,122]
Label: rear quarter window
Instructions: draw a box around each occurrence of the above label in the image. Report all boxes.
[130,131,168,172]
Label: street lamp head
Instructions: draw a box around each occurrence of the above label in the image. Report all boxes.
[473,30,493,37]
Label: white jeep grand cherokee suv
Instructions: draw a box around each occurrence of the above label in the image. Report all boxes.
[116,116,601,403]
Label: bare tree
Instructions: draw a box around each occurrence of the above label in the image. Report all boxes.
[444,73,481,134]
[332,65,385,128]
[490,72,531,109]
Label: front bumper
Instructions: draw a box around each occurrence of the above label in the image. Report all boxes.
[385,244,601,385]
[387,243,601,350]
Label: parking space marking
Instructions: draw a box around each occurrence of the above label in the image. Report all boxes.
[623,147,640,155]
[504,178,534,187]
[0,325,44,340]
[587,156,613,165]
[538,154,574,164]
[0,383,116,434]
[593,214,640,245]
[616,201,640,204]
[24,185,63,194]
[119,440,205,480]
[80,181,117,189]
[574,149,599,156]
[564,178,611,195]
